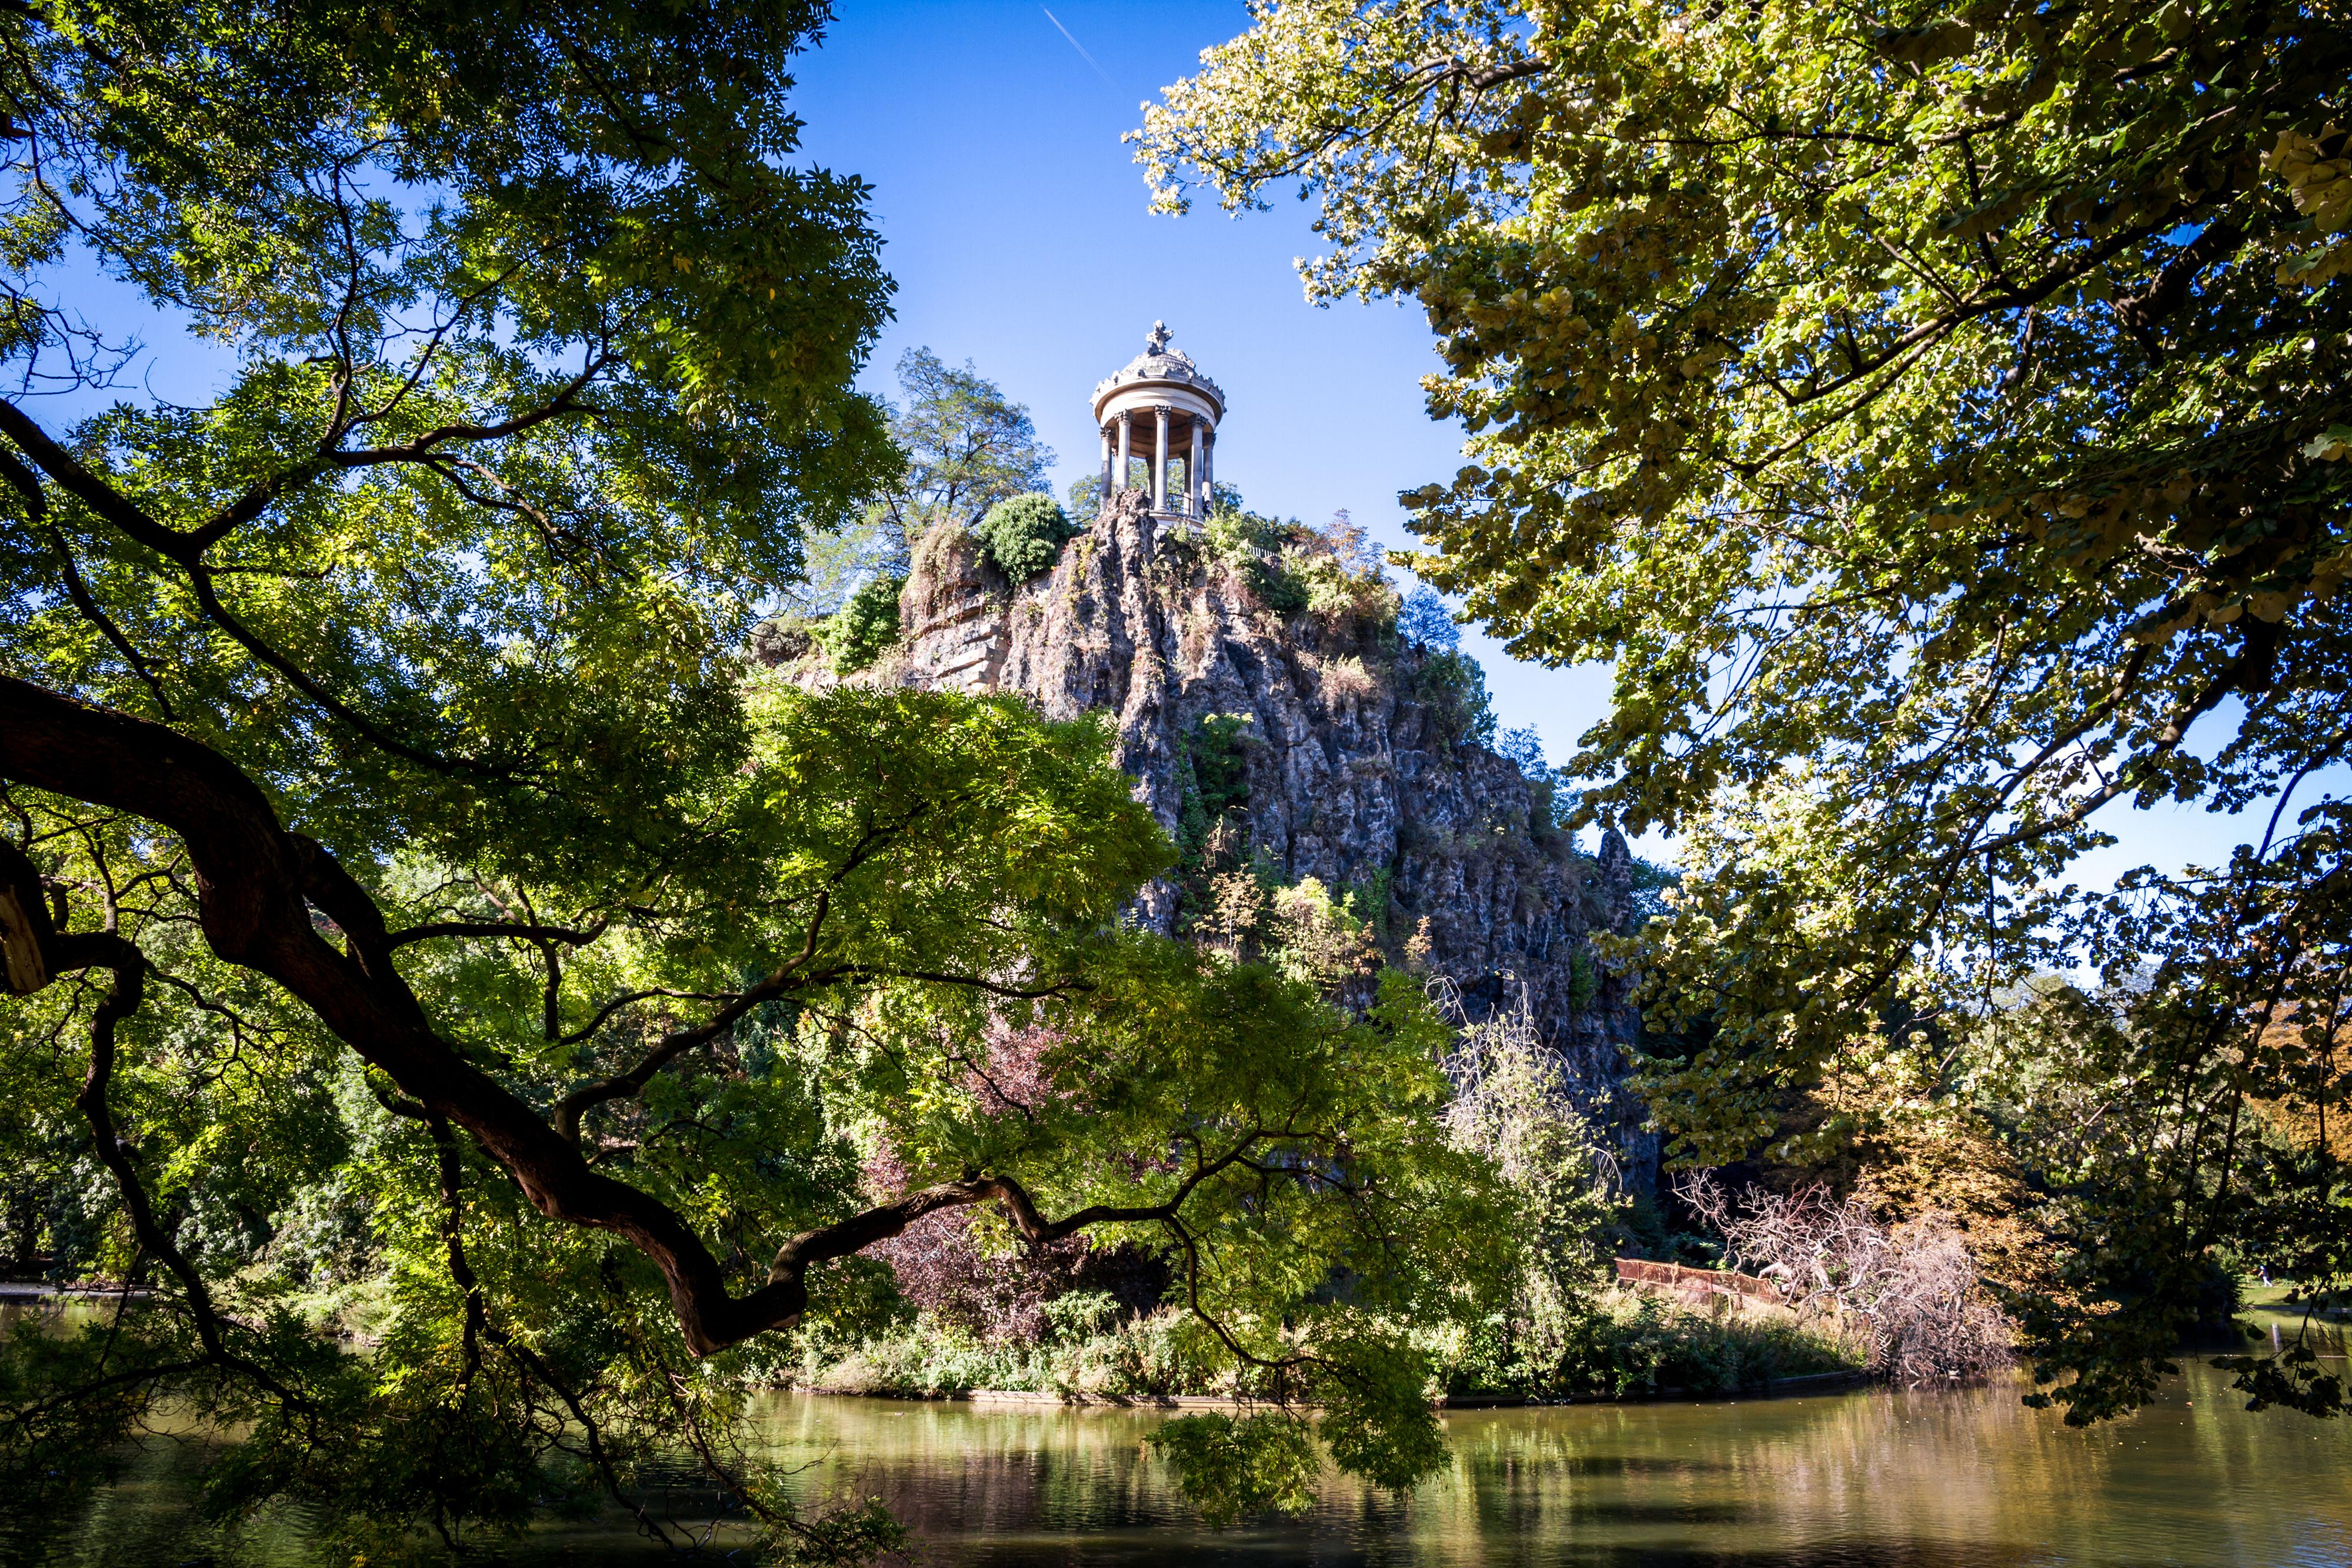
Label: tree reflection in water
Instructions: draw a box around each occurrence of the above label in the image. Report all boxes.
[12,1362,2348,1566]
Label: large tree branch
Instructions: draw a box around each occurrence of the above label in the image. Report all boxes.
[184,566,480,777]
[763,1142,1261,1288]
[0,677,805,1353]
[0,400,202,562]
[388,918,610,950]
[2112,219,2246,362]
[0,679,1186,1358]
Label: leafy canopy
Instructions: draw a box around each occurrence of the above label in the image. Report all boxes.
[1138,0,2351,1418]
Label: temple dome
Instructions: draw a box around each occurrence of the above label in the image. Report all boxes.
[1090,321,1225,423]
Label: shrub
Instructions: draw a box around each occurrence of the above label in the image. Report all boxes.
[1268,877,1376,992]
[1301,554,1398,628]
[1409,648,1496,747]
[1178,711,1256,862]
[818,574,905,672]
[1554,1289,1858,1399]
[974,492,1077,578]
[1678,1172,2014,1384]
[1240,553,1309,614]
[1322,655,1378,704]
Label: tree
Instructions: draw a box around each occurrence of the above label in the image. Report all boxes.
[0,0,1509,1547]
[1397,584,1462,652]
[796,348,1059,610]
[1137,0,2350,1417]
[820,575,910,671]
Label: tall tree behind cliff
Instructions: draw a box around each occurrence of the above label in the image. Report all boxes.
[798,347,1057,609]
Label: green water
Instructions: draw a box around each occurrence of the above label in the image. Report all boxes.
[12,1359,2349,1566]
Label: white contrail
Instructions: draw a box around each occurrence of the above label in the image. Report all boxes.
[1041,7,1117,90]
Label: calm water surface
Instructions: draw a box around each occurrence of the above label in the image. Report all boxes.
[13,1359,2348,1567]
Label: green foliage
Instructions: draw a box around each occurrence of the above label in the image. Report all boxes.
[1147,1411,1320,1526]
[1954,821,2350,1423]
[1189,713,1256,818]
[1407,649,1497,748]
[1178,711,1257,862]
[813,1304,1224,1401]
[4,668,1524,1542]
[1141,0,2352,1420]
[974,492,1079,579]
[1566,948,1599,1012]
[820,574,907,672]
[1204,506,1309,613]
[1548,1290,1857,1400]
[1241,557,1310,615]
[0,0,1522,1508]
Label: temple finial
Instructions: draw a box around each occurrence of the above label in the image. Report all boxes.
[1145,320,1171,354]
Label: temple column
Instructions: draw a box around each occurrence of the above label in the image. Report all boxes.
[1099,425,1113,506]
[1152,405,1170,513]
[1116,411,1132,496]
[1189,418,1205,516]
[1202,431,1214,509]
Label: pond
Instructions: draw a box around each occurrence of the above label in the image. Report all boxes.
[9,1357,2348,1567]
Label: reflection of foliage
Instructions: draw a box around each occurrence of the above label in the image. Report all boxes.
[1148,1411,1319,1527]
[974,493,1078,579]
[818,574,907,672]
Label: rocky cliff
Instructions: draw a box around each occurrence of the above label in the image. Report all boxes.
[755,489,1655,1183]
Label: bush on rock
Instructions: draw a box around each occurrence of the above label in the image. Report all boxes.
[975,492,1078,579]
[823,574,907,671]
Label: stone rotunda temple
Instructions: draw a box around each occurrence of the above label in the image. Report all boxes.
[1093,322,1223,519]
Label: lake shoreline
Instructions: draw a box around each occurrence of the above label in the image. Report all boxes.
[789,1365,1879,1411]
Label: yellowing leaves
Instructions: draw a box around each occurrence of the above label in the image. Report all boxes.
[2266,125,2352,289]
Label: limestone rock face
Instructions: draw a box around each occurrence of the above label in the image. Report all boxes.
[761,490,1655,1183]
